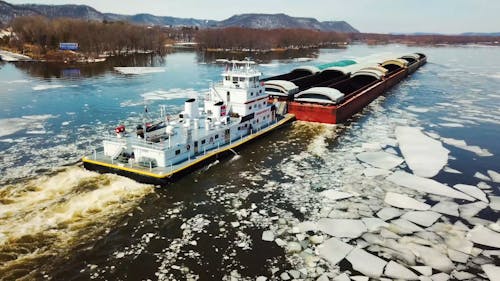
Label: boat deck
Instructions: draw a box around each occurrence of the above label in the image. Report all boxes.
[83,114,295,180]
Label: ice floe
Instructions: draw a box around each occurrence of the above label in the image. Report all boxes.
[489,196,500,211]
[317,218,367,238]
[114,67,166,74]
[401,211,441,227]
[487,170,500,183]
[453,184,488,202]
[141,88,202,101]
[32,84,65,91]
[467,225,500,248]
[363,167,392,177]
[262,230,274,242]
[431,201,459,217]
[481,264,500,281]
[459,201,488,218]
[362,217,389,232]
[356,151,404,170]
[474,172,492,181]
[384,260,419,280]
[447,248,469,263]
[390,219,424,234]
[377,207,403,220]
[395,126,449,177]
[345,248,387,277]
[407,243,454,272]
[441,137,493,157]
[384,192,431,211]
[411,266,432,276]
[387,171,474,201]
[317,237,353,265]
[321,190,354,201]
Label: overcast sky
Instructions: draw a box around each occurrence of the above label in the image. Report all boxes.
[7,0,500,34]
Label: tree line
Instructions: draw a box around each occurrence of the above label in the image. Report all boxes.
[195,27,349,50]
[4,16,168,57]
[351,33,500,45]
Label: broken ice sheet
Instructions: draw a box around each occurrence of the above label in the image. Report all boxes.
[481,264,500,281]
[407,243,454,272]
[459,201,488,218]
[363,167,392,177]
[389,218,424,234]
[356,151,404,170]
[384,192,430,211]
[453,184,488,203]
[467,225,500,248]
[384,260,419,280]
[487,170,500,183]
[430,201,459,217]
[387,171,475,201]
[401,211,441,227]
[317,218,367,238]
[395,126,449,177]
[361,217,389,232]
[321,190,354,201]
[345,248,387,277]
[377,207,403,221]
[317,237,353,265]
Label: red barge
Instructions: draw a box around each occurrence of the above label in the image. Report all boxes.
[264,53,426,124]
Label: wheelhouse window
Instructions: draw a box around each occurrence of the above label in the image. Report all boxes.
[201,139,206,144]
[225,76,230,81]
[175,150,180,155]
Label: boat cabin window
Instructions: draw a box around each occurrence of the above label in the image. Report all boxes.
[250,92,254,96]
[239,77,245,82]
[215,134,219,139]
[175,149,180,155]
[232,77,238,82]
[201,139,206,144]
[225,76,230,81]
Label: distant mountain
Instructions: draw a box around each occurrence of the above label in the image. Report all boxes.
[460,32,500,37]
[218,13,358,33]
[0,0,358,33]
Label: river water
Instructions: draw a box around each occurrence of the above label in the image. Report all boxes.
[0,45,499,280]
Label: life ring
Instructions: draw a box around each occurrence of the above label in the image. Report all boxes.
[186,144,191,150]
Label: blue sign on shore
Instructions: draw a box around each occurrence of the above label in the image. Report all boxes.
[59,43,79,51]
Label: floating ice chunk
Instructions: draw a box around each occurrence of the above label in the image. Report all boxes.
[406,106,429,113]
[317,237,354,265]
[452,271,475,280]
[356,151,404,170]
[453,184,488,202]
[262,230,274,242]
[297,221,318,233]
[286,242,302,253]
[459,201,488,218]
[390,219,424,234]
[401,211,441,227]
[407,243,454,272]
[431,272,450,281]
[256,276,267,281]
[280,272,290,280]
[377,207,403,220]
[467,225,500,248]
[384,260,419,280]
[363,167,392,177]
[384,192,431,211]
[350,276,368,281]
[411,266,432,276]
[387,171,475,201]
[443,167,462,174]
[445,235,473,255]
[395,126,449,177]
[275,238,287,247]
[321,190,354,201]
[487,170,500,183]
[482,264,500,281]
[431,201,459,217]
[317,218,367,238]
[489,196,500,211]
[345,248,387,277]
[439,123,464,128]
[362,142,382,151]
[447,248,469,263]
[474,172,491,181]
[32,84,65,91]
[333,273,350,281]
[380,228,401,239]
[114,67,165,74]
[362,217,389,232]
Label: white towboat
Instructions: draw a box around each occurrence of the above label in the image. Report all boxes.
[83,60,294,184]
